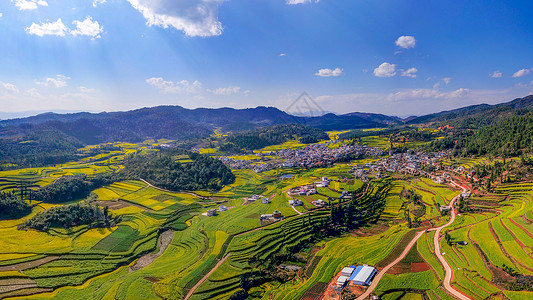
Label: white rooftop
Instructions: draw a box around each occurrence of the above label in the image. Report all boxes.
[337,276,349,284]
[341,266,355,275]
[352,265,375,284]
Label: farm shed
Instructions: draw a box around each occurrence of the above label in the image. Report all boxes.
[337,276,349,287]
[341,266,355,277]
[349,265,377,286]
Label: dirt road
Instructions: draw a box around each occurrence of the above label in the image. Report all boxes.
[433,182,471,300]
[183,254,230,300]
[356,231,425,300]
[357,181,471,300]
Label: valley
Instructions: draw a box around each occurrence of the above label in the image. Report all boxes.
[0,106,532,300]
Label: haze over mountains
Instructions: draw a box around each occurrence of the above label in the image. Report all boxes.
[0,94,532,145]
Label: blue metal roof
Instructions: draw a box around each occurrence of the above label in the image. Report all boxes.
[348,266,363,281]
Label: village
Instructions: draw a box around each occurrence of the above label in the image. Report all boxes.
[218,143,384,173]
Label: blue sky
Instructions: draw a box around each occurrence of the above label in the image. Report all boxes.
[1,0,533,117]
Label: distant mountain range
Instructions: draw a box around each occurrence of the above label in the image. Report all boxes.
[1,94,532,145]
[0,106,404,144]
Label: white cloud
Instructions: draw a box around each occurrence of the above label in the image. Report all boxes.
[315,68,343,77]
[443,77,451,84]
[0,13,3,18]
[26,17,104,39]
[92,0,106,7]
[35,75,70,88]
[373,63,397,77]
[280,53,286,57]
[387,88,470,101]
[25,88,40,98]
[395,35,416,49]
[79,86,96,93]
[286,0,320,4]
[71,17,103,39]
[401,68,418,78]
[490,70,503,78]
[513,68,532,78]
[25,18,68,37]
[0,82,19,93]
[210,86,241,95]
[12,0,48,11]
[146,77,202,94]
[126,0,226,37]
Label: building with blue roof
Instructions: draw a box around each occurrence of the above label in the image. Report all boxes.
[349,265,377,286]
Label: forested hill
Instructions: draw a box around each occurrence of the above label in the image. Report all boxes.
[407,94,533,128]
[219,124,330,152]
[427,112,533,157]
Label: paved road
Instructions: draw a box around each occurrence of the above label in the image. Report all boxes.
[357,181,472,300]
[433,182,471,300]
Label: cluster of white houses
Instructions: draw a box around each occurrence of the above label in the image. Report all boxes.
[336,265,377,288]
[288,177,330,197]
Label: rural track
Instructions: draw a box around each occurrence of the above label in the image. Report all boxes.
[433,181,471,300]
[183,254,231,300]
[139,178,209,199]
[183,183,370,299]
[356,230,426,300]
[357,180,472,300]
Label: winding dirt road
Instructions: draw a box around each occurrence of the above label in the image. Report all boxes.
[433,182,471,300]
[357,181,471,300]
[356,231,425,300]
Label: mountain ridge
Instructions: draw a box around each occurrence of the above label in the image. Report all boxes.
[1,94,532,145]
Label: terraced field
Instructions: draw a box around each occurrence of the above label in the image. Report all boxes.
[3,135,533,300]
[433,183,533,300]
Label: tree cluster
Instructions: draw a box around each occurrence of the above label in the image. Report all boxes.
[122,148,235,191]
[19,203,120,231]
[33,174,120,203]
[0,192,32,220]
